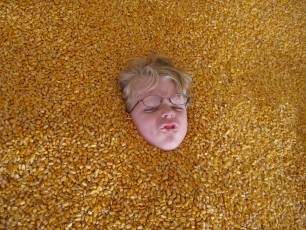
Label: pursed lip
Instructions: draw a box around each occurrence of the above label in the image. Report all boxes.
[159,122,179,131]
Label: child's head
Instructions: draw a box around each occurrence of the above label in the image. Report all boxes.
[119,54,192,151]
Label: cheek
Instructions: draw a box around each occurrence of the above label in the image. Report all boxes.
[131,113,157,132]
[178,112,188,125]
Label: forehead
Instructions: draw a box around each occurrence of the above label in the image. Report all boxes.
[133,78,178,99]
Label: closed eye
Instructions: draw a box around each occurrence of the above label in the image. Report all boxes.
[144,107,158,112]
[173,106,184,111]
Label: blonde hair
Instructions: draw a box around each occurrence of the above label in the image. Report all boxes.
[119,54,192,112]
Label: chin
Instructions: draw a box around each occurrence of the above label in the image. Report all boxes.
[145,133,186,151]
[142,131,187,151]
[154,141,181,151]
[159,145,179,151]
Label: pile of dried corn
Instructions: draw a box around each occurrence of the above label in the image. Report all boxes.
[1,0,305,229]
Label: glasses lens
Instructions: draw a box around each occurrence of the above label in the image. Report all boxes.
[170,94,188,105]
[143,95,162,107]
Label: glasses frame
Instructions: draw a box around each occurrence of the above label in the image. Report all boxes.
[128,93,190,113]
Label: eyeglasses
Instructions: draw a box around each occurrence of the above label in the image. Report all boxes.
[129,93,190,113]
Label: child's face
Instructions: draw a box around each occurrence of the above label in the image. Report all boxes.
[130,78,188,151]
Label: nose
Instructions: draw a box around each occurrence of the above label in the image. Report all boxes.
[160,104,175,119]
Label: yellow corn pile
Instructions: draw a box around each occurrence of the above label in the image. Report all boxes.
[1,0,305,229]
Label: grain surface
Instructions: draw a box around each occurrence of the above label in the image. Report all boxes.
[0,0,305,229]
